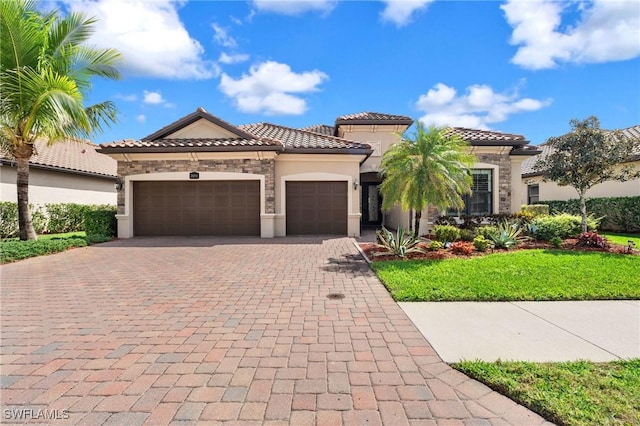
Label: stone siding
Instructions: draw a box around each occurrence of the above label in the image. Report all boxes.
[116,159,276,214]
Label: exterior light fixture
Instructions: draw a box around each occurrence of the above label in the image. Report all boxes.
[114,179,123,191]
[353,179,359,190]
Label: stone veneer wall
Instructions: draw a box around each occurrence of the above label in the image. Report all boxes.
[426,152,512,220]
[116,159,276,214]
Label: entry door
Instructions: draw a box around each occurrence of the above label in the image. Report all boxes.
[361,183,382,226]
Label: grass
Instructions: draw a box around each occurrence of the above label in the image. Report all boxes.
[454,359,640,426]
[371,250,640,301]
[1,233,88,264]
[603,232,640,247]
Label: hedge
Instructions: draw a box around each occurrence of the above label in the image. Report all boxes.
[0,202,116,239]
[84,206,117,243]
[545,196,640,233]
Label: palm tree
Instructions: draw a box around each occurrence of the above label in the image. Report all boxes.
[379,122,475,235]
[0,0,120,240]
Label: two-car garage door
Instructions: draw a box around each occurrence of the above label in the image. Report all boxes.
[132,180,348,236]
[133,181,260,236]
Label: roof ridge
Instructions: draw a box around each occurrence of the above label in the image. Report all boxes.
[242,122,368,146]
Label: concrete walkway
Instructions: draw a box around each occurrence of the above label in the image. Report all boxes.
[0,237,549,425]
[400,301,640,363]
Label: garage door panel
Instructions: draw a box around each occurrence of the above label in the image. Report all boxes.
[286,181,347,235]
[134,181,260,236]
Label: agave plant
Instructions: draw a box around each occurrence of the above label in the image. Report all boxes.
[375,226,426,258]
[487,221,526,250]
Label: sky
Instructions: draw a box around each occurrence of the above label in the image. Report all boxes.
[57,0,640,145]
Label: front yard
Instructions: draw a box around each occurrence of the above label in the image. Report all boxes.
[454,359,640,426]
[371,249,640,301]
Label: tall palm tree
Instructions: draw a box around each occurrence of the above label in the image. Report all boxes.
[0,0,121,240]
[379,123,475,234]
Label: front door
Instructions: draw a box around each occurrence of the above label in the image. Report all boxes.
[361,183,382,227]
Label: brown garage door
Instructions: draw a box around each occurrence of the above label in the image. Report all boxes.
[134,181,260,236]
[286,181,347,235]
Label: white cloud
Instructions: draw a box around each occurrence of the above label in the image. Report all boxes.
[212,23,237,48]
[136,114,146,124]
[416,82,552,129]
[219,61,328,115]
[143,90,165,105]
[114,93,137,102]
[380,0,434,27]
[502,0,640,70]
[218,52,250,64]
[251,0,336,15]
[63,0,217,80]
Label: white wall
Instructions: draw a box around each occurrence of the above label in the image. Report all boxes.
[0,165,116,206]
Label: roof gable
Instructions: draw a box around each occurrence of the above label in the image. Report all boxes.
[335,112,413,126]
[446,127,527,144]
[142,107,256,141]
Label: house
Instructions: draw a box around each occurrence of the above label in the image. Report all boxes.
[99,108,539,238]
[521,125,640,204]
[0,138,117,206]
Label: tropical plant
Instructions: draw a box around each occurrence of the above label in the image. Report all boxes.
[434,224,460,243]
[0,0,121,240]
[472,235,491,252]
[379,123,475,235]
[534,116,640,233]
[531,214,599,241]
[487,221,525,250]
[428,240,443,251]
[477,226,499,240]
[375,226,426,258]
[450,241,474,255]
[550,236,563,248]
[576,231,607,248]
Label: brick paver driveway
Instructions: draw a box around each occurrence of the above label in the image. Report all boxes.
[1,237,549,425]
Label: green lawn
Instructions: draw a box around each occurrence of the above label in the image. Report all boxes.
[371,250,640,301]
[603,232,640,247]
[454,359,640,426]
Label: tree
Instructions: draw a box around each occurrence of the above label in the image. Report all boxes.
[0,0,120,240]
[379,123,476,235]
[534,116,640,233]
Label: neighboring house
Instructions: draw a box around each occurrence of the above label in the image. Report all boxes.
[99,108,539,238]
[0,139,117,206]
[521,125,640,205]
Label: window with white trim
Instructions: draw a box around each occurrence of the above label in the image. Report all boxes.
[528,184,539,204]
[450,169,493,215]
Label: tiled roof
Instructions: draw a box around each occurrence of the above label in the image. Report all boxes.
[446,127,526,143]
[521,124,640,176]
[301,124,335,136]
[335,112,413,125]
[239,123,372,152]
[1,139,116,178]
[100,137,282,152]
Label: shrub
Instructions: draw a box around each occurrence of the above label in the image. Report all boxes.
[459,229,476,242]
[84,205,117,243]
[546,196,640,233]
[531,214,599,241]
[45,204,90,234]
[429,240,443,251]
[1,236,87,263]
[477,226,499,240]
[473,235,491,252]
[0,202,19,238]
[375,226,425,258]
[450,241,474,255]
[487,221,525,250]
[550,236,563,248]
[521,204,550,216]
[434,225,460,243]
[576,231,607,248]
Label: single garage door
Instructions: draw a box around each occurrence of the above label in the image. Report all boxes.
[286,181,347,235]
[134,181,260,236]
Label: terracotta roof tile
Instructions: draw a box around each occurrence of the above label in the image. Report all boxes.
[335,111,413,125]
[446,127,526,142]
[301,124,335,136]
[239,123,372,152]
[100,137,282,152]
[1,139,116,178]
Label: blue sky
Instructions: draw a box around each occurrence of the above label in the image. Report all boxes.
[60,0,640,145]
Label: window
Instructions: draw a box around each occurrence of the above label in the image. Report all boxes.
[528,184,539,204]
[450,169,493,215]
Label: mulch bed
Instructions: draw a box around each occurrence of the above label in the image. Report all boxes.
[360,238,638,262]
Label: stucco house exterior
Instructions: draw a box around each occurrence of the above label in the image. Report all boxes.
[521,125,640,204]
[99,108,539,238]
[0,138,117,206]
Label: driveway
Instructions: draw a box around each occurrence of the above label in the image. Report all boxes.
[1,237,548,425]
